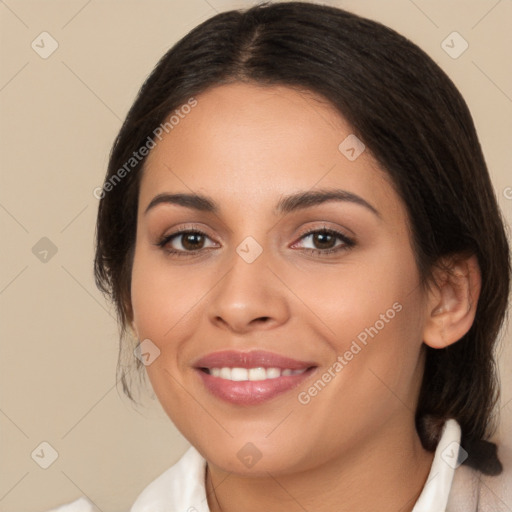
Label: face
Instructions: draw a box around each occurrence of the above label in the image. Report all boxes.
[130,82,429,475]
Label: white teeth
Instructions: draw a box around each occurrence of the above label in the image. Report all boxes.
[220,367,231,379]
[266,367,281,379]
[231,368,248,381]
[207,367,307,381]
[248,367,267,381]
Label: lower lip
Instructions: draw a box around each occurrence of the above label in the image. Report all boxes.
[195,368,317,405]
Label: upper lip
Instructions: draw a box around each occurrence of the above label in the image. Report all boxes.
[193,350,317,370]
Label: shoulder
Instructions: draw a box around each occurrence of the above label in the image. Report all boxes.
[447,442,512,512]
[40,446,209,512]
[40,497,100,512]
[130,445,210,512]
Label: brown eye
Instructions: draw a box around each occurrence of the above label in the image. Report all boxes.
[156,229,217,256]
[180,232,206,250]
[292,228,355,256]
[310,231,337,250]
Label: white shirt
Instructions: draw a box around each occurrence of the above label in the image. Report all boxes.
[45,419,509,512]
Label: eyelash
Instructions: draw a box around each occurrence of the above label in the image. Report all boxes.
[291,227,355,256]
[155,226,355,258]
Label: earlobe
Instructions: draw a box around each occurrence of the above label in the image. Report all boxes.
[423,254,481,349]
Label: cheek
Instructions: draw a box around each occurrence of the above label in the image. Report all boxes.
[131,245,205,340]
[295,246,425,395]
[129,244,219,404]
[129,247,201,419]
[330,279,425,410]
[281,253,421,349]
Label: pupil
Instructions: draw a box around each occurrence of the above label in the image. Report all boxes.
[314,232,334,249]
[183,233,204,250]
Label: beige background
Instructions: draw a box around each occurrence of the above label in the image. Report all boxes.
[0,1,511,511]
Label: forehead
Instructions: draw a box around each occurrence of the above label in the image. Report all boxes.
[139,82,400,218]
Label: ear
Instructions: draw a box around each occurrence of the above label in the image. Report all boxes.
[423,254,481,349]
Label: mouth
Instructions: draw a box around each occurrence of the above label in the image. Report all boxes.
[192,350,318,405]
[199,366,310,380]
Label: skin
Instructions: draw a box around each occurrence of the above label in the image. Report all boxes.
[130,82,481,512]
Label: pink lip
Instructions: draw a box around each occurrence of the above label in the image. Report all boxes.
[193,350,317,406]
[193,349,316,370]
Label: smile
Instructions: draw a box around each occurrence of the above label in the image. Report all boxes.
[192,350,317,405]
[202,366,308,381]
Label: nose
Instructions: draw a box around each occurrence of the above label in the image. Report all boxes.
[207,244,290,334]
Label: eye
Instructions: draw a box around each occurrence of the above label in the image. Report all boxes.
[291,227,355,256]
[156,228,217,257]
[155,225,355,258]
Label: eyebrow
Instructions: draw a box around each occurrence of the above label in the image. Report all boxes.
[144,188,380,218]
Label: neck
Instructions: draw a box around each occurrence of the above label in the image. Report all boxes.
[205,417,435,512]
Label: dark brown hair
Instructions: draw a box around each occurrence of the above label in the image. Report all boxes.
[94,1,510,475]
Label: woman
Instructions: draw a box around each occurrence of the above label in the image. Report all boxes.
[48,2,511,511]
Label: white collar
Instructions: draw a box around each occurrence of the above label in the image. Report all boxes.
[130,419,462,512]
[412,418,461,511]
